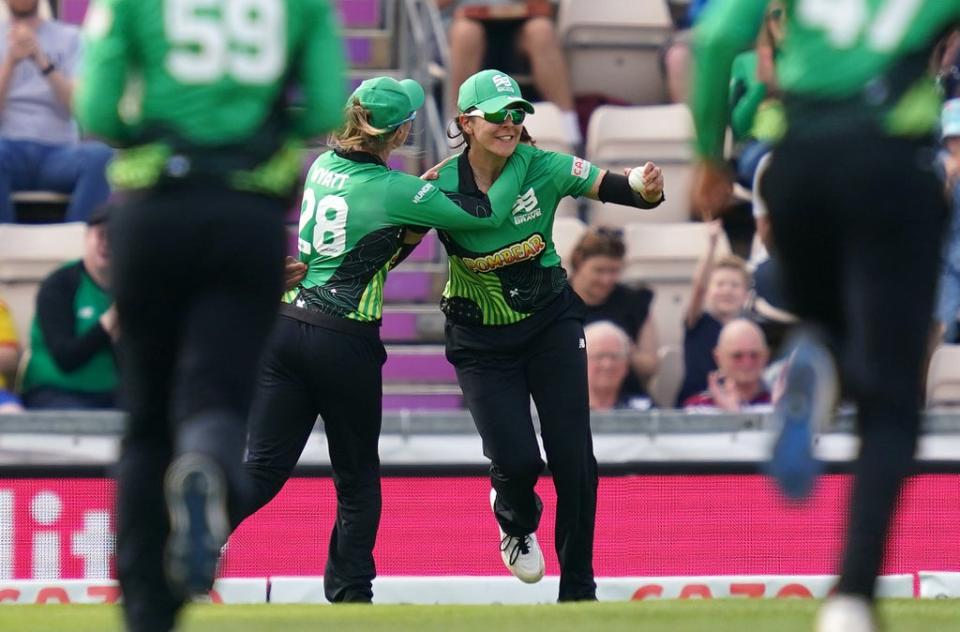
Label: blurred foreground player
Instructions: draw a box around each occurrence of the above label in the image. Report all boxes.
[75,1,345,630]
[691,1,954,630]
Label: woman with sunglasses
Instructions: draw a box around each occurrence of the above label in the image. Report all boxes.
[231,76,534,603]
[426,69,665,601]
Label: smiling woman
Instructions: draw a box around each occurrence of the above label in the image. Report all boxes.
[422,69,669,602]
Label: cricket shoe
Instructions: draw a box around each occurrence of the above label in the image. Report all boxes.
[490,489,545,584]
[767,334,837,500]
[164,453,229,598]
[815,595,877,632]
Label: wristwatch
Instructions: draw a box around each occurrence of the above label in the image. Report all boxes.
[41,61,55,75]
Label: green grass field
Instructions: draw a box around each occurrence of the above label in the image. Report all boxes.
[1,600,958,632]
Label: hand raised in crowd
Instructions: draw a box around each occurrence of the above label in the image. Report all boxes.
[756,44,778,92]
[692,161,733,220]
[283,256,307,291]
[624,162,664,203]
[7,23,36,62]
[707,370,741,412]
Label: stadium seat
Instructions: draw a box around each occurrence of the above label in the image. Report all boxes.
[0,222,86,344]
[647,343,683,409]
[927,344,960,409]
[622,222,731,348]
[524,102,580,218]
[584,104,695,228]
[552,216,586,271]
[557,0,673,105]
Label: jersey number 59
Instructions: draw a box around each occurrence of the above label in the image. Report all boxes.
[165,0,285,84]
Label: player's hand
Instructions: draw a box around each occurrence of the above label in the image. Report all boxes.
[692,160,734,220]
[283,256,307,291]
[99,304,120,342]
[756,44,778,91]
[420,154,458,181]
[625,162,663,203]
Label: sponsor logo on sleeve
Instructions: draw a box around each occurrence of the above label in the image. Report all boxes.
[571,157,591,179]
[412,183,435,204]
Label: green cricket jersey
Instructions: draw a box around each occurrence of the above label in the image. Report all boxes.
[693,0,960,160]
[289,144,534,322]
[75,0,346,197]
[434,147,602,326]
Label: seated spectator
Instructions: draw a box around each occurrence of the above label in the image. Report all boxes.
[585,320,649,411]
[676,221,751,405]
[437,0,582,146]
[937,99,960,342]
[729,1,786,187]
[0,0,112,223]
[21,205,118,408]
[569,228,658,402]
[0,294,22,411]
[683,318,772,412]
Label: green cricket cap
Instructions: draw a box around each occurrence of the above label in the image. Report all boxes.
[457,69,535,115]
[350,76,425,130]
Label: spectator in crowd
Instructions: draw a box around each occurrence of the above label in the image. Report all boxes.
[584,320,646,411]
[937,99,960,343]
[21,205,117,408]
[568,228,658,405]
[0,295,22,411]
[0,0,112,223]
[676,221,750,405]
[437,0,582,146]
[683,318,771,412]
[729,1,786,187]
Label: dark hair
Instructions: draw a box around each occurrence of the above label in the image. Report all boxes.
[447,115,536,149]
[569,228,626,272]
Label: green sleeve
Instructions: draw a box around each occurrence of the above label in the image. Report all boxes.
[691,0,767,161]
[385,144,533,230]
[75,0,134,144]
[543,150,602,198]
[294,0,348,139]
[729,53,766,141]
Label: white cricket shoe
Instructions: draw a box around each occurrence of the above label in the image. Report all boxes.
[490,489,545,584]
[815,595,877,632]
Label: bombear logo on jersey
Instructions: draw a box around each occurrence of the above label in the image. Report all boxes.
[511,188,542,225]
[463,234,546,273]
[492,74,514,93]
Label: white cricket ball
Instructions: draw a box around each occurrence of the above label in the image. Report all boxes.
[628,167,647,193]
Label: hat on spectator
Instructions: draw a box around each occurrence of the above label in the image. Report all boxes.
[457,69,535,115]
[350,76,424,130]
[86,205,111,226]
[942,98,960,139]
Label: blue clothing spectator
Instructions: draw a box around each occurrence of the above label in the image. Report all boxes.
[0,2,112,223]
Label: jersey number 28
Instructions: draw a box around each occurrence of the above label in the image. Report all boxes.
[165,0,285,84]
[299,191,349,258]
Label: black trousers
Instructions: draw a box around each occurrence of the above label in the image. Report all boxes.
[110,184,285,632]
[445,292,599,601]
[762,134,948,599]
[238,314,386,603]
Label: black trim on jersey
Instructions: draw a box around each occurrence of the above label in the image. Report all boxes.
[34,262,113,373]
[598,172,664,209]
[334,148,387,167]
[295,226,403,319]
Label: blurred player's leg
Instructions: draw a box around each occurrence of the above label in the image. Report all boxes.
[448,337,546,582]
[238,317,323,526]
[527,316,598,602]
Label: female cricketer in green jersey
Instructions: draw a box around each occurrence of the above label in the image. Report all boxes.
[75,0,345,630]
[692,1,957,630]
[231,76,534,603]
[428,69,665,601]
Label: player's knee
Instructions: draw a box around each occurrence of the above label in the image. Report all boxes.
[520,17,559,52]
